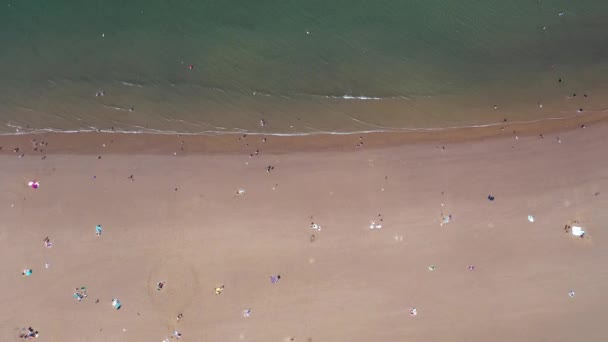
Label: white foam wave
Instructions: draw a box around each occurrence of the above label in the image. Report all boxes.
[120,81,144,88]
[0,112,595,137]
[336,95,382,101]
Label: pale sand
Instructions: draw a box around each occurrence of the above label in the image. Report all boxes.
[1,121,607,341]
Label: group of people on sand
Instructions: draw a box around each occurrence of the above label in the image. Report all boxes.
[19,327,38,339]
[564,223,585,238]
[73,287,88,301]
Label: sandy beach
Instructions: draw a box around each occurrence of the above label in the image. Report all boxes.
[1,118,607,341]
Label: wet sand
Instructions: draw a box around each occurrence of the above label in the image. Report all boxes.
[0,109,606,156]
[1,118,607,341]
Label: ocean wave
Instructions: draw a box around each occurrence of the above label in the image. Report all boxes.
[251,89,399,101]
[41,75,404,102]
[297,93,392,101]
[332,95,383,101]
[1,112,595,137]
[120,81,144,88]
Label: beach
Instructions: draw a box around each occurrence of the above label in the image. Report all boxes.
[2,1,608,340]
[1,117,607,341]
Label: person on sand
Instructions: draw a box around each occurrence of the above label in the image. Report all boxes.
[215,285,224,295]
[95,225,102,236]
[157,281,165,291]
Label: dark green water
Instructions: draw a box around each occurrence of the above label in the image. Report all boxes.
[1,0,607,134]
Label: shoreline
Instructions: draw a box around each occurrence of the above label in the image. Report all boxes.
[1,111,605,155]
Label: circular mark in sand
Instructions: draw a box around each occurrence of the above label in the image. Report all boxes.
[146,254,201,315]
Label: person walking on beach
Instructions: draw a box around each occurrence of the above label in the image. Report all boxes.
[95,225,102,236]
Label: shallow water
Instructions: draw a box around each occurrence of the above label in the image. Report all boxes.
[1,0,607,134]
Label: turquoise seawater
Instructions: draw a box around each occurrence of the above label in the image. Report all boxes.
[0,0,607,134]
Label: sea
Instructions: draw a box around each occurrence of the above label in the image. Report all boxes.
[1,0,607,135]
